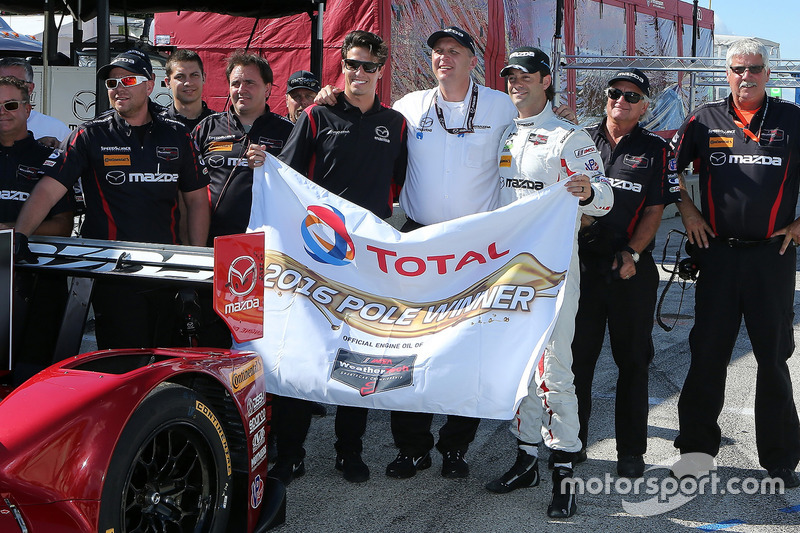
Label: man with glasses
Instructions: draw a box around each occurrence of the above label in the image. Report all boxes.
[194,51,293,245]
[0,76,73,384]
[0,57,70,147]
[483,46,612,518]
[671,37,800,487]
[571,69,678,480]
[14,49,210,349]
[252,30,407,486]
[162,49,216,131]
[285,70,321,123]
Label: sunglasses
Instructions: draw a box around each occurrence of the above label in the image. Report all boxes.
[343,59,382,74]
[0,99,27,112]
[729,65,765,75]
[606,87,644,104]
[105,75,150,89]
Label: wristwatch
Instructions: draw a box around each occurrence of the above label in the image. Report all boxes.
[623,246,640,263]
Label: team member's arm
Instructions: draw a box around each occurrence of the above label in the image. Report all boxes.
[671,117,715,248]
[391,119,409,202]
[615,204,664,280]
[562,130,613,214]
[15,176,69,237]
[181,187,210,246]
[770,216,800,255]
[314,85,342,106]
[277,108,316,177]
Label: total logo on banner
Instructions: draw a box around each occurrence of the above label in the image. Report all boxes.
[213,232,265,342]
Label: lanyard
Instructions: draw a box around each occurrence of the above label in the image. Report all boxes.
[731,98,768,143]
[433,83,479,135]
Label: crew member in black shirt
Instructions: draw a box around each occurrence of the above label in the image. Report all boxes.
[194,51,294,243]
[671,38,800,487]
[0,76,73,383]
[15,49,210,349]
[571,70,678,479]
[249,30,407,486]
[162,49,216,132]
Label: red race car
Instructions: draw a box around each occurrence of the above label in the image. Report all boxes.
[0,232,284,532]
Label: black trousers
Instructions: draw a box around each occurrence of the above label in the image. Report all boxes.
[388,216,481,457]
[272,395,368,462]
[390,411,480,456]
[674,239,800,471]
[572,251,658,456]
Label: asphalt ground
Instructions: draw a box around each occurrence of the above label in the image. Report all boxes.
[268,213,800,533]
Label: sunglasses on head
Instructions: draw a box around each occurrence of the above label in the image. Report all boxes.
[0,99,27,112]
[606,87,644,104]
[729,65,765,75]
[105,75,150,89]
[343,59,382,74]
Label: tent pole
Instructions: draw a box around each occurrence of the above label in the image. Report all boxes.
[310,1,325,78]
[95,0,111,116]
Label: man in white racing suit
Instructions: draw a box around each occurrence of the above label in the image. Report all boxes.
[485,47,613,519]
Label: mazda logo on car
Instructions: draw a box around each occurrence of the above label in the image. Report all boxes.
[228,256,257,297]
[709,152,727,166]
[106,170,126,185]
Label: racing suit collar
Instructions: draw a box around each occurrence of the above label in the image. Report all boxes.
[228,103,275,129]
[514,102,555,127]
[597,116,642,143]
[0,131,36,151]
[436,79,475,106]
[112,99,161,130]
[336,92,382,115]
[726,92,767,122]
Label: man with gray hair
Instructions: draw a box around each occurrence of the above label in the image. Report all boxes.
[0,57,70,146]
[670,37,800,487]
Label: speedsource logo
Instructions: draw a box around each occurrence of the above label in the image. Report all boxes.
[228,255,258,297]
[301,205,355,266]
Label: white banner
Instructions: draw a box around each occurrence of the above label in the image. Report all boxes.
[238,156,579,419]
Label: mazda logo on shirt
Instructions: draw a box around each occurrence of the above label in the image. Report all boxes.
[709,152,727,166]
[375,126,389,138]
[106,170,126,185]
[207,154,226,168]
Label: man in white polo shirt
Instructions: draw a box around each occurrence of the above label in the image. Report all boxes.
[384,26,517,480]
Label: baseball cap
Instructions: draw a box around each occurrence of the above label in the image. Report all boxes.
[608,68,650,96]
[286,70,321,95]
[500,46,551,77]
[427,26,476,55]
[97,49,154,81]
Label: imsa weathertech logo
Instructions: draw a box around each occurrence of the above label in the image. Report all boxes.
[196,400,232,475]
[231,358,264,392]
[331,349,416,396]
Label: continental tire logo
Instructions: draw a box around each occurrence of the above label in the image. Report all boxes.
[231,358,264,392]
[228,255,258,297]
[195,400,232,475]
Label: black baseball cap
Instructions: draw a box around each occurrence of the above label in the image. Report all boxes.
[608,68,650,96]
[427,26,476,55]
[286,70,321,94]
[500,46,551,77]
[97,49,154,80]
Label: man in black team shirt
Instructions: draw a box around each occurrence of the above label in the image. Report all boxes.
[162,49,216,131]
[14,49,210,349]
[671,37,800,487]
[194,51,294,243]
[249,30,407,486]
[0,76,73,383]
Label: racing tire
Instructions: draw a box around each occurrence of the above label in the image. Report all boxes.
[98,383,233,532]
